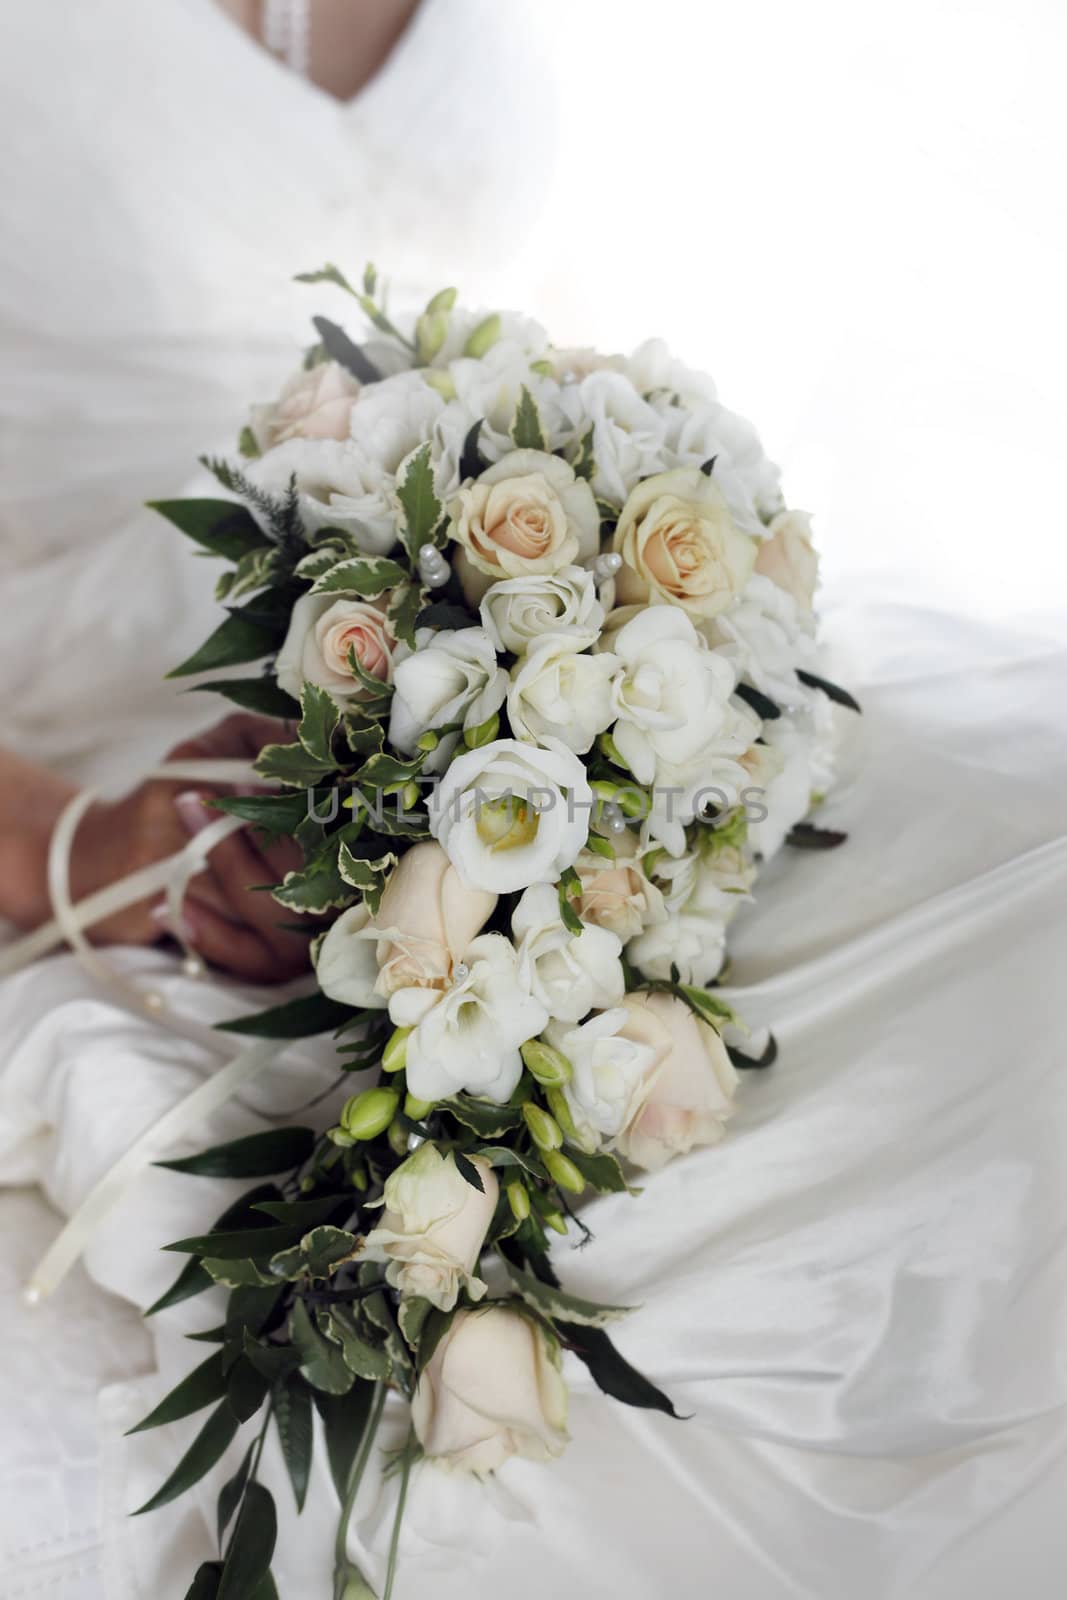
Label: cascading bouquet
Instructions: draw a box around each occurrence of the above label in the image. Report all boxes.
[139,264,858,1599]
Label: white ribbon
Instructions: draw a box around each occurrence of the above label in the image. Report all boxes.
[2,757,306,1300]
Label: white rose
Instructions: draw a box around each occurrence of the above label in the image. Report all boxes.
[247,439,397,554]
[359,1144,498,1312]
[507,634,618,755]
[613,992,738,1172]
[651,396,783,536]
[557,371,669,506]
[608,605,755,803]
[625,829,755,988]
[412,1306,569,1473]
[572,831,667,941]
[617,338,719,410]
[315,841,496,1021]
[251,360,361,452]
[449,449,599,603]
[545,1008,659,1151]
[745,701,838,860]
[512,883,624,1025]
[612,467,757,618]
[754,510,820,611]
[479,565,604,655]
[704,573,815,707]
[405,933,547,1102]
[275,593,398,703]
[428,738,592,894]
[388,628,508,772]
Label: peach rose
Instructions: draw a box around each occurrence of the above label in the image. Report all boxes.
[612,467,757,619]
[275,593,397,703]
[450,449,599,603]
[754,509,819,610]
[252,360,360,450]
[572,831,666,941]
[614,991,738,1172]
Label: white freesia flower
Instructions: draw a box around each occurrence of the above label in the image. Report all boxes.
[652,396,783,536]
[557,371,669,506]
[429,738,592,894]
[412,1307,569,1473]
[705,573,816,707]
[612,467,757,619]
[348,368,445,464]
[314,841,496,1022]
[359,1144,498,1312]
[627,837,755,986]
[275,594,397,702]
[507,634,618,755]
[512,883,624,1024]
[618,338,720,410]
[545,1008,659,1152]
[479,565,604,655]
[388,627,508,772]
[613,992,738,1172]
[405,932,547,1102]
[449,449,599,603]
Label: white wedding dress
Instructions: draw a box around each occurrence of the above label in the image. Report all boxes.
[2,5,1066,1599]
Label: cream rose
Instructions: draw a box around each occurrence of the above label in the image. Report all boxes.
[314,842,496,1022]
[412,1307,569,1473]
[572,831,667,941]
[507,634,619,755]
[359,1144,498,1312]
[275,593,398,703]
[754,509,820,611]
[449,449,599,603]
[479,566,604,655]
[428,738,591,895]
[251,360,361,451]
[612,467,757,619]
[614,992,738,1172]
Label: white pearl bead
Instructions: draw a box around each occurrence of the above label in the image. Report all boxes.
[143,991,165,1013]
[594,552,623,581]
[182,956,205,978]
[451,962,470,985]
[22,1284,43,1307]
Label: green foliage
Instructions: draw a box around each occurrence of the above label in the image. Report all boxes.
[510,386,547,451]
[149,499,270,561]
[796,668,862,713]
[217,992,354,1040]
[167,610,277,679]
[297,681,341,765]
[274,1375,314,1512]
[268,1226,361,1282]
[500,1257,632,1328]
[556,1322,682,1419]
[310,315,382,384]
[126,1350,228,1436]
[254,738,335,790]
[290,1300,355,1395]
[133,1401,240,1515]
[190,676,299,720]
[217,1481,276,1600]
[154,1127,315,1180]
[395,442,445,559]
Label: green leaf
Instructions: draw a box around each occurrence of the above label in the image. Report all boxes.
[254,739,334,790]
[297,682,341,765]
[355,751,424,788]
[785,821,849,850]
[796,668,861,714]
[676,984,738,1028]
[583,832,616,861]
[510,386,546,451]
[320,1307,391,1382]
[556,1323,682,1418]
[565,1147,631,1194]
[268,1226,360,1282]
[192,676,299,720]
[570,424,596,481]
[155,1127,316,1180]
[227,546,283,601]
[274,1375,314,1512]
[500,1258,633,1328]
[217,1441,255,1545]
[309,556,407,598]
[453,1151,485,1192]
[165,1225,305,1260]
[290,1299,355,1394]
[727,1032,779,1070]
[557,874,584,936]
[209,791,312,841]
[167,611,276,679]
[397,1296,432,1349]
[238,426,261,460]
[217,993,354,1040]
[225,1282,286,1339]
[185,1562,223,1600]
[133,1401,240,1515]
[241,1332,302,1384]
[272,837,358,916]
[473,1145,545,1179]
[202,1258,278,1290]
[311,1381,376,1500]
[218,1481,276,1600]
[442,1096,524,1137]
[458,418,489,482]
[395,442,444,561]
[126,1350,228,1435]
[145,1185,281,1317]
[734,682,781,722]
[387,580,424,649]
[149,499,269,562]
[226,1355,271,1423]
[254,1195,352,1226]
[310,315,382,385]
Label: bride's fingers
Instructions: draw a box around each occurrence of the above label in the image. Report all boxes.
[198,829,312,977]
[169,711,294,764]
[179,900,288,985]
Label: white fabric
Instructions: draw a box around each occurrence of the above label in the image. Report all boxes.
[2,4,1066,1597]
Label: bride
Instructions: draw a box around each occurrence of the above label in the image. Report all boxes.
[2,4,1065,1600]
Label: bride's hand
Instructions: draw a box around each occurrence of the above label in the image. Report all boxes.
[70,713,313,984]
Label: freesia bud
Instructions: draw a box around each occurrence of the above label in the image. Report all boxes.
[382,1026,412,1073]
[543,1149,586,1194]
[507,1180,531,1221]
[341,1087,399,1141]
[544,1085,580,1144]
[463,313,501,358]
[416,309,449,364]
[463,712,500,749]
[522,1103,563,1151]
[387,1118,410,1157]
[404,1093,434,1120]
[520,1039,572,1087]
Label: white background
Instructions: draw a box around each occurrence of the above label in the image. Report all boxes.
[530,0,1067,620]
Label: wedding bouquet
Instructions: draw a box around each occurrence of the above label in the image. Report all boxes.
[140,264,858,1599]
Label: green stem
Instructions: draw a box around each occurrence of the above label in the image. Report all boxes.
[333,1381,387,1599]
[382,1430,416,1600]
